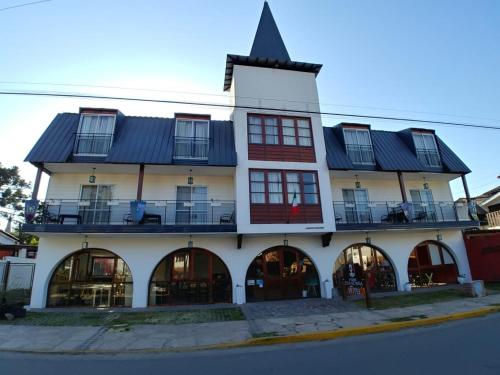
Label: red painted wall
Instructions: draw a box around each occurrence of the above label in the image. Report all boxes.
[463,231,500,282]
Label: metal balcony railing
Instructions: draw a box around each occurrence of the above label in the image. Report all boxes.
[33,199,236,226]
[416,149,441,167]
[73,132,113,155]
[173,136,209,160]
[333,200,471,225]
[345,144,375,165]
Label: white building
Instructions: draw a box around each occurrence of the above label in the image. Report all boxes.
[24,2,477,309]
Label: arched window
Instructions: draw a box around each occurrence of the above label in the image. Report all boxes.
[334,244,397,293]
[47,249,133,308]
[246,246,319,302]
[149,248,231,305]
[408,241,458,287]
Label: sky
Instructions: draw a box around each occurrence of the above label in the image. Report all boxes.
[0,0,499,227]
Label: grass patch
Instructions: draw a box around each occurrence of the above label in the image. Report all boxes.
[0,308,245,327]
[356,289,469,310]
[386,314,428,323]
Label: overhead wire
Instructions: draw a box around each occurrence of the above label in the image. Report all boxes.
[1,90,499,131]
[2,80,500,124]
[0,0,51,12]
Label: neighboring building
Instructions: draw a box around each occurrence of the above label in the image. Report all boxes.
[0,230,37,260]
[23,2,478,308]
[456,186,500,228]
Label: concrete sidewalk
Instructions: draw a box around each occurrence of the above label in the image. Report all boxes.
[1,293,499,353]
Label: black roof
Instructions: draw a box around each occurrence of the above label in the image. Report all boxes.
[223,2,322,91]
[250,2,290,61]
[25,113,237,168]
[323,125,471,174]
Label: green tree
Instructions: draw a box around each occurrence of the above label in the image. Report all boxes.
[0,163,36,244]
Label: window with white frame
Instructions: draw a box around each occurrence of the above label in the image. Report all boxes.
[412,132,441,167]
[343,128,375,165]
[74,114,116,155]
[174,119,209,159]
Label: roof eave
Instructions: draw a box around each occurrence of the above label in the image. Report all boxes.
[224,54,322,91]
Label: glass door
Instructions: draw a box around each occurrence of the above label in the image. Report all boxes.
[410,189,436,221]
[80,185,112,224]
[342,189,371,223]
[176,186,208,224]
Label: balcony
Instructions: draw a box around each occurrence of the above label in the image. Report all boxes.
[486,211,500,228]
[73,133,113,155]
[333,201,477,230]
[23,199,236,233]
[173,136,209,160]
[346,144,375,165]
[416,149,441,167]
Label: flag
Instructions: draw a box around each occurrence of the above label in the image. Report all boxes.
[290,192,300,216]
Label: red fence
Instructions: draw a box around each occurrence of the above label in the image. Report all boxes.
[463,230,500,282]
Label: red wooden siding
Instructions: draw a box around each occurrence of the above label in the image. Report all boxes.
[248,144,316,162]
[464,230,500,282]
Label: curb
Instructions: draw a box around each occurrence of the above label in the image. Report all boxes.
[1,306,499,355]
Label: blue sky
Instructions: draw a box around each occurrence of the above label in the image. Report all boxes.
[0,0,499,212]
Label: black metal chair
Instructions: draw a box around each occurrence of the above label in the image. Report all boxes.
[220,211,235,224]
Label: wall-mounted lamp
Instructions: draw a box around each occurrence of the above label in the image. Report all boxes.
[187,234,193,249]
[188,169,194,185]
[436,230,443,242]
[283,234,288,247]
[365,232,371,245]
[355,174,361,189]
[89,168,96,184]
[82,235,89,249]
[423,177,429,190]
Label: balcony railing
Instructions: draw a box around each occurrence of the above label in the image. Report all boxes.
[33,199,236,226]
[416,149,441,167]
[486,211,500,228]
[173,136,209,160]
[333,201,471,225]
[73,132,113,155]
[346,144,375,165]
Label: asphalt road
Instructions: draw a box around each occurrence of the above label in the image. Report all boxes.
[2,313,500,375]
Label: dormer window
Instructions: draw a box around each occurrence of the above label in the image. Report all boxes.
[74,114,116,156]
[343,128,375,165]
[412,132,441,167]
[174,118,209,160]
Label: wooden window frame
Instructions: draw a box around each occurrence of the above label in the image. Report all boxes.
[249,169,321,207]
[247,114,314,148]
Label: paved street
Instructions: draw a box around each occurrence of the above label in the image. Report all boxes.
[1,313,499,375]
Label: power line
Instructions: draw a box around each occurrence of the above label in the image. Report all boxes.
[1,90,499,131]
[0,0,51,12]
[2,80,500,124]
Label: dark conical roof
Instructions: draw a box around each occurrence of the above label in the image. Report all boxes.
[250,2,290,61]
[223,2,322,91]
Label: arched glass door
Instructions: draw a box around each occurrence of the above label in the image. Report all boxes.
[334,244,397,293]
[246,246,319,302]
[47,249,133,308]
[149,248,232,305]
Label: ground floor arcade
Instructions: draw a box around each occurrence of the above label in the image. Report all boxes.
[29,229,471,308]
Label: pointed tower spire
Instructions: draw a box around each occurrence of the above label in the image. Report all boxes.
[250,2,290,61]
